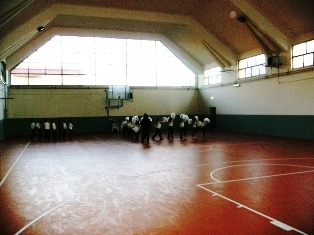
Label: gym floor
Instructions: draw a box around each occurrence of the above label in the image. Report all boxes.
[1,131,313,235]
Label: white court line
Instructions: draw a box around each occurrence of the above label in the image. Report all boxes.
[14,199,72,235]
[209,164,314,182]
[197,184,308,235]
[0,141,30,187]
[192,157,314,168]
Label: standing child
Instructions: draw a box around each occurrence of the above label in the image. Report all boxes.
[44,119,50,141]
[192,116,198,138]
[30,119,35,140]
[63,120,67,139]
[167,113,175,140]
[179,117,187,140]
[68,119,73,140]
[133,120,140,140]
[58,119,62,140]
[201,118,210,138]
[36,121,43,140]
[152,118,163,140]
[51,119,57,140]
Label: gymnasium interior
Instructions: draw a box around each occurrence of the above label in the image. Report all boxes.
[1,1,314,234]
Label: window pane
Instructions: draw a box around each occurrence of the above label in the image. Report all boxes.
[11,74,28,85]
[29,74,45,85]
[293,43,306,56]
[238,69,244,79]
[245,68,252,77]
[203,77,208,85]
[256,54,265,64]
[247,57,256,67]
[292,56,303,68]
[304,53,313,67]
[307,40,314,53]
[252,66,260,76]
[45,75,62,85]
[239,59,247,69]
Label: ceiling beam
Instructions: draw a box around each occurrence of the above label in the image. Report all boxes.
[231,0,289,52]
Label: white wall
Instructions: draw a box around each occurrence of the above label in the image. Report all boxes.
[199,70,314,115]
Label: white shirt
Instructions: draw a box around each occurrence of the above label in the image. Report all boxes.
[44,122,50,130]
[31,122,35,129]
[63,123,67,129]
[155,122,161,129]
[52,123,56,130]
[69,123,73,130]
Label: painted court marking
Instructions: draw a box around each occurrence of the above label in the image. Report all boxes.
[0,141,30,187]
[198,165,314,235]
[209,163,314,182]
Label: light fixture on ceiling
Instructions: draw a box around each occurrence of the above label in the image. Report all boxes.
[37,26,45,32]
[237,16,246,23]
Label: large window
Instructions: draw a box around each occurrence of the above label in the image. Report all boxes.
[238,54,265,79]
[292,39,314,69]
[11,36,195,86]
[203,67,221,85]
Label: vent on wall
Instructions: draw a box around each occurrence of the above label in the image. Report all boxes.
[266,56,283,67]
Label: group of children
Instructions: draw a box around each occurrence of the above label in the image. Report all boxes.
[30,119,73,141]
[120,113,210,143]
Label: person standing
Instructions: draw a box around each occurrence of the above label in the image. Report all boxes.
[58,119,62,140]
[179,117,187,140]
[63,120,67,139]
[152,118,163,141]
[30,119,35,140]
[167,117,174,139]
[192,116,198,138]
[36,121,43,140]
[68,119,73,140]
[51,119,57,140]
[140,113,151,143]
[44,119,50,141]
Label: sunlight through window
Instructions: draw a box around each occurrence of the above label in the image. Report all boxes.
[11,36,196,87]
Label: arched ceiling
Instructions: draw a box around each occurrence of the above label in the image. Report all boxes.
[1,0,314,71]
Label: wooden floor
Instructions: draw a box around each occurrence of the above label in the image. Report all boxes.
[0,131,313,235]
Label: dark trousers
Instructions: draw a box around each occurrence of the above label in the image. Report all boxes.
[63,129,67,138]
[122,126,128,137]
[53,129,57,140]
[38,129,42,139]
[167,126,173,139]
[152,128,162,140]
[180,127,187,139]
[201,126,206,137]
[192,127,197,137]
[141,129,150,143]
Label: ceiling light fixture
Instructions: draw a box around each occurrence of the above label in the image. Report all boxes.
[37,26,45,32]
[237,16,246,23]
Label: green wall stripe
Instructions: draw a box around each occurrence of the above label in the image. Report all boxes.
[217,115,314,140]
[3,115,314,140]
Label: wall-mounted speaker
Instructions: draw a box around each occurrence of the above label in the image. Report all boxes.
[266,56,283,67]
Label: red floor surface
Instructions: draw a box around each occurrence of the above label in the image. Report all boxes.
[0,132,313,235]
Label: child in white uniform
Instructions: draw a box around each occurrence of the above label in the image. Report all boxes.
[152,118,163,140]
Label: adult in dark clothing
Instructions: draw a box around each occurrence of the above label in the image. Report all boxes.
[140,113,151,143]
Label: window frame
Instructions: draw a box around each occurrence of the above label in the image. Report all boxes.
[238,54,266,79]
[292,39,314,69]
